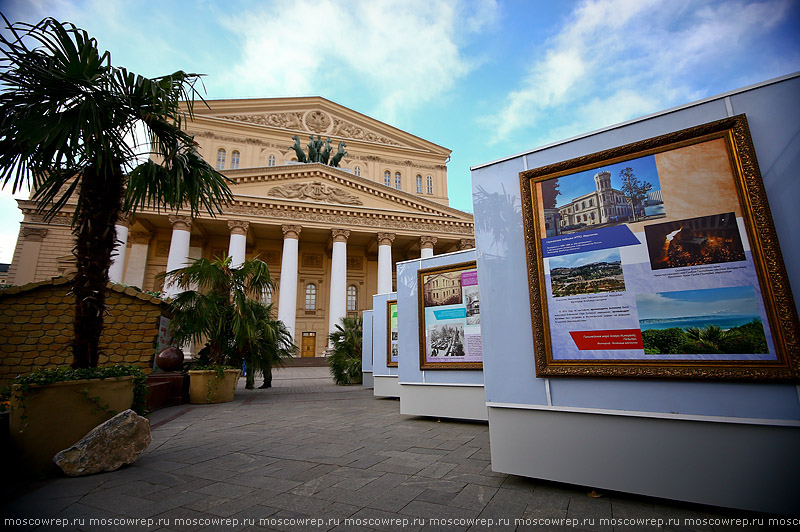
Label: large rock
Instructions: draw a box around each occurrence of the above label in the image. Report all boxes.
[53,409,151,476]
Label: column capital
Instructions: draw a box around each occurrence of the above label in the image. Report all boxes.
[115,215,133,228]
[227,220,250,236]
[332,229,350,243]
[20,227,48,242]
[376,232,395,246]
[128,231,152,245]
[281,224,302,239]
[458,238,475,251]
[168,215,192,231]
[419,236,437,249]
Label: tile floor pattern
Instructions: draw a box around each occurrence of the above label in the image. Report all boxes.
[2,367,778,531]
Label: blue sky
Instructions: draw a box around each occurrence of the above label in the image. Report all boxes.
[548,248,621,270]
[1,0,799,263]
[635,286,760,319]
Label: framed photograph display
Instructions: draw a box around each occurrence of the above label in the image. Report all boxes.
[520,115,799,380]
[417,261,483,370]
[386,299,398,367]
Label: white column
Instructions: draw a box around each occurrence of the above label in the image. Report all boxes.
[12,227,48,285]
[328,229,350,344]
[277,225,301,341]
[123,231,151,288]
[420,236,437,259]
[376,232,395,294]
[227,220,249,268]
[108,219,130,283]
[164,215,192,298]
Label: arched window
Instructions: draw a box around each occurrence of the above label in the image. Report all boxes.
[426,175,433,194]
[305,284,317,310]
[231,150,240,169]
[416,175,422,193]
[261,285,273,305]
[395,172,402,190]
[384,170,391,187]
[268,154,276,166]
[347,285,358,311]
[354,165,361,177]
[216,148,226,170]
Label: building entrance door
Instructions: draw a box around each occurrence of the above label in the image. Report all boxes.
[301,332,316,357]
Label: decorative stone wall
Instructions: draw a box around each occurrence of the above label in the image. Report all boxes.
[0,277,169,386]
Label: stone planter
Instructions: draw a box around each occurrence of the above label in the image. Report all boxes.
[188,369,241,404]
[9,376,135,473]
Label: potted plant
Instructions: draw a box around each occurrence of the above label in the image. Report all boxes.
[0,17,231,473]
[8,366,147,473]
[328,316,363,385]
[165,255,297,403]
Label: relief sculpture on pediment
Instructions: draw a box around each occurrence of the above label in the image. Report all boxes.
[304,110,332,133]
[218,112,305,130]
[268,181,363,205]
[330,118,400,146]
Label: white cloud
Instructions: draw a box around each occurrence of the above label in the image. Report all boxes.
[221,0,498,122]
[485,0,794,144]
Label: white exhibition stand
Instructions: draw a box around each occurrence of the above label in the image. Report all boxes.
[396,250,488,421]
[361,310,374,388]
[470,73,800,514]
[372,292,400,397]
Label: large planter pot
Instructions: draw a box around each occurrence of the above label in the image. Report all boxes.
[188,369,241,404]
[9,376,135,473]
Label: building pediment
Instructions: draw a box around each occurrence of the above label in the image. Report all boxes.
[229,163,472,223]
[189,96,449,155]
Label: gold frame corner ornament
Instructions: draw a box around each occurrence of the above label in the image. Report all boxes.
[519,114,800,381]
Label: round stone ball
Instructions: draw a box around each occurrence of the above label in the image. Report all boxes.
[156,346,184,372]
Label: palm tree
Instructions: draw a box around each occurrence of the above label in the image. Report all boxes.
[165,256,296,389]
[685,324,727,351]
[0,17,233,368]
[327,316,363,385]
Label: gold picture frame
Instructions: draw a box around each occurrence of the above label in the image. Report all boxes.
[417,261,483,370]
[520,115,799,380]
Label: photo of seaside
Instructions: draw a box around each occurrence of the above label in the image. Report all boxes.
[635,286,768,354]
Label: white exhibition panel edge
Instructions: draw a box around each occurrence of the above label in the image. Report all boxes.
[373,375,400,398]
[361,310,374,388]
[395,251,487,420]
[372,292,399,397]
[487,406,800,515]
[470,73,800,514]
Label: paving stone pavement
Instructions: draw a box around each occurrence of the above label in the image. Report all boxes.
[1,367,779,531]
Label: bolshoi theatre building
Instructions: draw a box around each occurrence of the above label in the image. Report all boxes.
[6,97,475,357]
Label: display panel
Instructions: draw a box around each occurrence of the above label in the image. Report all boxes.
[386,299,398,367]
[520,115,799,380]
[417,261,483,370]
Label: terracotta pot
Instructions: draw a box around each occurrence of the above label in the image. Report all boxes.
[188,369,241,404]
[9,376,135,473]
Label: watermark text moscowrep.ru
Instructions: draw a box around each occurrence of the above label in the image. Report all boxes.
[6,515,795,529]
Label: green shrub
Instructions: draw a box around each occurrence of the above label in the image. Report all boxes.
[13,365,148,415]
[677,341,723,354]
[642,328,686,354]
[328,317,363,385]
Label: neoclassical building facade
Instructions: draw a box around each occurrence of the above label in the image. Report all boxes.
[7,97,475,357]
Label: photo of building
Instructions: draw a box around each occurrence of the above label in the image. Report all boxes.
[422,271,463,307]
[6,97,475,357]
